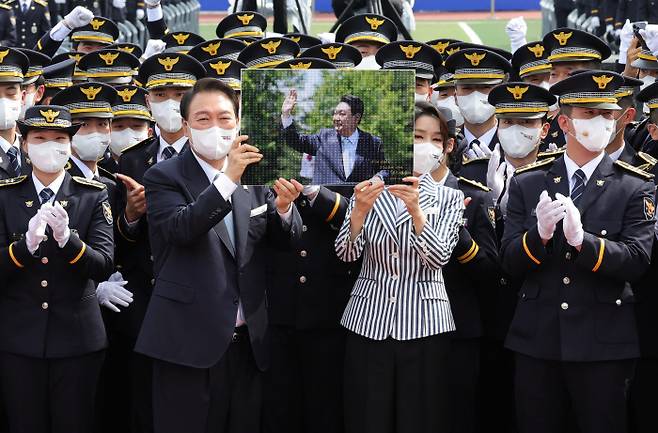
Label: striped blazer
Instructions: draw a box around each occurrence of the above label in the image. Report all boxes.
[335,174,465,341]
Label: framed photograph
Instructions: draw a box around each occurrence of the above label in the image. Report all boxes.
[240,68,415,185]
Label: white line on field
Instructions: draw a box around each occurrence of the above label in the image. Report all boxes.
[458,21,482,44]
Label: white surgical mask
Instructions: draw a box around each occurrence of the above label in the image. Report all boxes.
[28,141,70,173]
[568,115,615,152]
[72,132,110,161]
[355,55,380,70]
[456,91,496,125]
[608,108,629,145]
[190,126,237,161]
[0,98,22,130]
[433,95,465,126]
[110,128,149,156]
[413,142,443,174]
[498,124,541,158]
[151,99,182,133]
[415,92,429,103]
[20,92,36,120]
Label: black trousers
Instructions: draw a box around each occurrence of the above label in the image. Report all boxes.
[262,326,346,433]
[0,350,105,433]
[629,358,658,433]
[152,331,262,433]
[344,331,451,433]
[446,337,480,433]
[515,352,635,433]
[477,339,517,433]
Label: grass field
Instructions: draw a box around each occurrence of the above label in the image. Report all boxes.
[199,18,542,50]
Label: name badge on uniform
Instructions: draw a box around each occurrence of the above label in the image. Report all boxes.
[250,204,267,217]
[31,23,37,34]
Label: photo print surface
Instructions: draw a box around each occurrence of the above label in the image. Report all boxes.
[240,68,415,185]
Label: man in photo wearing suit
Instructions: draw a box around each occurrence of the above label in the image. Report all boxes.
[281,90,387,184]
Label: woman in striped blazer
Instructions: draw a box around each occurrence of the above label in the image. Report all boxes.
[335,114,465,433]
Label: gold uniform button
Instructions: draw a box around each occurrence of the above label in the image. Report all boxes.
[615,299,622,306]
[601,230,607,236]
[561,302,569,310]
[302,225,308,232]
[562,277,570,285]
[41,257,48,264]
[299,276,307,284]
[300,250,307,258]
[40,280,48,288]
[41,302,48,310]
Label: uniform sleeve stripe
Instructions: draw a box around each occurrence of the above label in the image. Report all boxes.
[523,232,541,265]
[69,242,86,264]
[9,243,23,268]
[456,239,477,262]
[592,238,605,272]
[458,243,479,264]
[117,218,137,242]
[325,192,341,223]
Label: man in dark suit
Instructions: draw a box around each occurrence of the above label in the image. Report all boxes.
[280,91,387,184]
[135,78,303,433]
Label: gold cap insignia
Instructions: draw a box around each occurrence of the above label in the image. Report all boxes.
[289,61,312,69]
[0,50,9,64]
[209,60,231,75]
[116,87,137,102]
[90,18,105,31]
[202,42,221,56]
[553,176,561,183]
[465,52,486,66]
[446,47,460,56]
[261,40,281,55]
[592,74,614,90]
[365,16,385,30]
[39,109,60,123]
[431,41,450,54]
[99,51,120,66]
[237,13,254,25]
[321,45,342,60]
[289,36,301,43]
[399,44,421,59]
[527,44,545,58]
[69,53,82,63]
[173,33,190,45]
[596,179,605,186]
[507,85,529,100]
[553,31,573,46]
[80,86,102,101]
[25,200,33,208]
[157,56,180,72]
[118,46,135,54]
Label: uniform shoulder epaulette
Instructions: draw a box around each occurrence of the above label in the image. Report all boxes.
[614,160,655,180]
[637,151,658,167]
[537,148,565,159]
[461,155,490,165]
[72,176,107,189]
[0,4,11,10]
[98,166,117,180]
[515,157,555,174]
[458,176,490,192]
[3,1,15,5]
[121,136,154,155]
[33,0,47,7]
[0,175,26,187]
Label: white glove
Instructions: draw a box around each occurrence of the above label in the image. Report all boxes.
[136,9,145,20]
[547,142,559,152]
[302,185,320,200]
[505,16,527,53]
[555,193,584,247]
[471,141,493,158]
[144,0,160,6]
[54,0,66,4]
[142,39,166,60]
[536,190,566,241]
[576,13,588,28]
[587,16,600,33]
[605,24,614,34]
[41,202,71,248]
[25,209,48,254]
[487,144,503,197]
[618,20,634,65]
[317,32,336,44]
[96,271,134,312]
[112,0,126,8]
[64,6,94,29]
[640,25,658,58]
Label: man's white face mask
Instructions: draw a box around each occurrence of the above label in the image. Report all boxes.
[355,55,380,70]
[456,91,496,125]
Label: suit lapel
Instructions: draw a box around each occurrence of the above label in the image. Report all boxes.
[145,139,159,168]
[53,174,78,220]
[577,155,614,217]
[545,156,569,199]
[331,132,347,181]
[19,175,39,220]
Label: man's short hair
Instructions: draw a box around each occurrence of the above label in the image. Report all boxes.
[340,95,364,122]
[180,78,240,121]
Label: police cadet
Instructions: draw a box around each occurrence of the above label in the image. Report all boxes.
[512,41,551,89]
[51,51,88,84]
[40,58,76,104]
[112,52,205,433]
[502,70,655,433]
[285,33,322,54]
[0,3,17,47]
[237,36,300,69]
[0,104,113,433]
[541,28,612,152]
[215,11,267,41]
[626,44,658,156]
[78,48,140,86]
[201,57,246,96]
[334,13,398,67]
[0,48,30,181]
[444,47,513,184]
[303,42,362,69]
[187,38,248,64]
[108,42,144,59]
[17,48,50,119]
[8,0,50,49]
[162,31,206,54]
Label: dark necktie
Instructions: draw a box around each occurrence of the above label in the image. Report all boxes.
[470,138,480,149]
[161,146,177,160]
[571,169,586,206]
[6,146,20,177]
[213,173,235,249]
[21,2,27,13]
[39,187,54,205]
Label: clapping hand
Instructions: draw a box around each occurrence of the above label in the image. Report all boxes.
[41,202,71,248]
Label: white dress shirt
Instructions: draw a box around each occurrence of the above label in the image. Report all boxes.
[157,135,187,163]
[463,123,498,148]
[71,155,100,180]
[32,171,65,205]
[563,151,606,193]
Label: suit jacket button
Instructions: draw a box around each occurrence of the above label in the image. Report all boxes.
[562,277,570,285]
[615,299,622,306]
[302,225,307,232]
[300,200,306,207]
[150,279,155,285]
[561,302,569,310]
[40,280,48,288]
[500,278,507,285]
[299,276,307,283]
[41,302,48,310]
[565,252,571,260]
[299,250,307,257]
[41,257,48,264]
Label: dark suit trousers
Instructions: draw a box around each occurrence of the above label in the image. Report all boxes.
[344,332,451,433]
[152,332,262,433]
[629,358,658,433]
[515,352,635,433]
[477,338,517,433]
[0,350,105,433]
[446,337,480,433]
[262,327,346,433]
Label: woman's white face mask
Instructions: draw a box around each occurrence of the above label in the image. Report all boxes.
[413,142,444,174]
[28,141,70,173]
